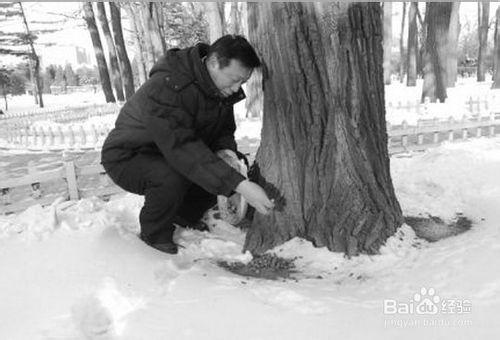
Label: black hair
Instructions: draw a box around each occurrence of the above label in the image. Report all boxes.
[208,35,261,69]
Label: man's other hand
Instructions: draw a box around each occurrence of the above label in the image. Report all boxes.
[235,180,275,215]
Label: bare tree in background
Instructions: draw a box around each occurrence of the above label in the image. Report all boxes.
[109,2,135,99]
[96,2,124,101]
[18,2,43,108]
[123,3,148,85]
[477,1,490,82]
[204,2,225,42]
[245,2,402,255]
[383,2,393,85]
[82,2,115,103]
[421,2,452,103]
[492,6,500,88]
[447,3,461,87]
[399,2,407,83]
[406,2,418,86]
[229,2,242,35]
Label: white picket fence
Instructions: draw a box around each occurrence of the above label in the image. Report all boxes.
[1,123,113,151]
[387,113,500,154]
[0,103,119,150]
[0,103,120,122]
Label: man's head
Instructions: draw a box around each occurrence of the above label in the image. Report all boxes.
[206,35,261,98]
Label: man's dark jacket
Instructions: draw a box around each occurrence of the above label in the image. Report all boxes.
[101,44,246,197]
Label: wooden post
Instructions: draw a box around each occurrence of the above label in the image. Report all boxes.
[462,128,468,140]
[1,188,11,205]
[99,172,110,187]
[31,182,42,199]
[417,133,424,145]
[476,127,482,138]
[448,130,454,142]
[433,131,439,144]
[402,135,408,147]
[64,161,79,201]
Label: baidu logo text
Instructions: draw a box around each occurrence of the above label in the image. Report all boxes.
[383,287,472,315]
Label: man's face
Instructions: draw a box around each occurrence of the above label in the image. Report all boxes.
[208,58,252,98]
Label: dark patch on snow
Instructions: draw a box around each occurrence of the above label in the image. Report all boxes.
[218,254,298,280]
[405,214,473,242]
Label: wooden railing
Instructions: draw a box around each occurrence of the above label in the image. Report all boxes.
[387,113,500,154]
[0,161,123,215]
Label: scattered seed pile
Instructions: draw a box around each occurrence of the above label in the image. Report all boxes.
[218,253,297,280]
[405,214,473,242]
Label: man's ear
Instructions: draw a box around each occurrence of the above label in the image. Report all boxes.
[206,55,218,70]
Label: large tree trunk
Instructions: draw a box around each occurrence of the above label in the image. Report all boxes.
[244,3,403,256]
[383,2,393,85]
[82,2,115,103]
[204,2,225,43]
[109,2,135,99]
[492,7,500,88]
[421,3,452,103]
[123,3,147,85]
[447,3,461,87]
[399,2,407,83]
[478,2,490,82]
[18,2,43,108]
[406,2,418,86]
[96,2,124,101]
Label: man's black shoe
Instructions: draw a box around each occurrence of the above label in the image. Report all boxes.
[185,220,210,232]
[150,241,178,254]
[173,216,210,232]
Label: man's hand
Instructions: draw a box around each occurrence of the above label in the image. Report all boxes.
[235,180,275,215]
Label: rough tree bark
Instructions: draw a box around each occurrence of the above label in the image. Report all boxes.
[82,2,115,103]
[18,2,43,108]
[244,3,403,256]
[96,2,124,101]
[492,7,500,88]
[406,2,418,86]
[383,2,392,85]
[399,2,407,83]
[109,2,135,99]
[421,3,452,103]
[478,2,490,82]
[204,2,225,43]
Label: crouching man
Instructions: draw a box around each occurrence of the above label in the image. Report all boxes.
[101,35,274,254]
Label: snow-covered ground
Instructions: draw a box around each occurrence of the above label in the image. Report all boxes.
[1,136,499,339]
[1,80,499,339]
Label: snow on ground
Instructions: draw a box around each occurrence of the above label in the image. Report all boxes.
[1,136,499,339]
[3,92,108,114]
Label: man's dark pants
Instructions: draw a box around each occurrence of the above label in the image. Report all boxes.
[103,152,216,244]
